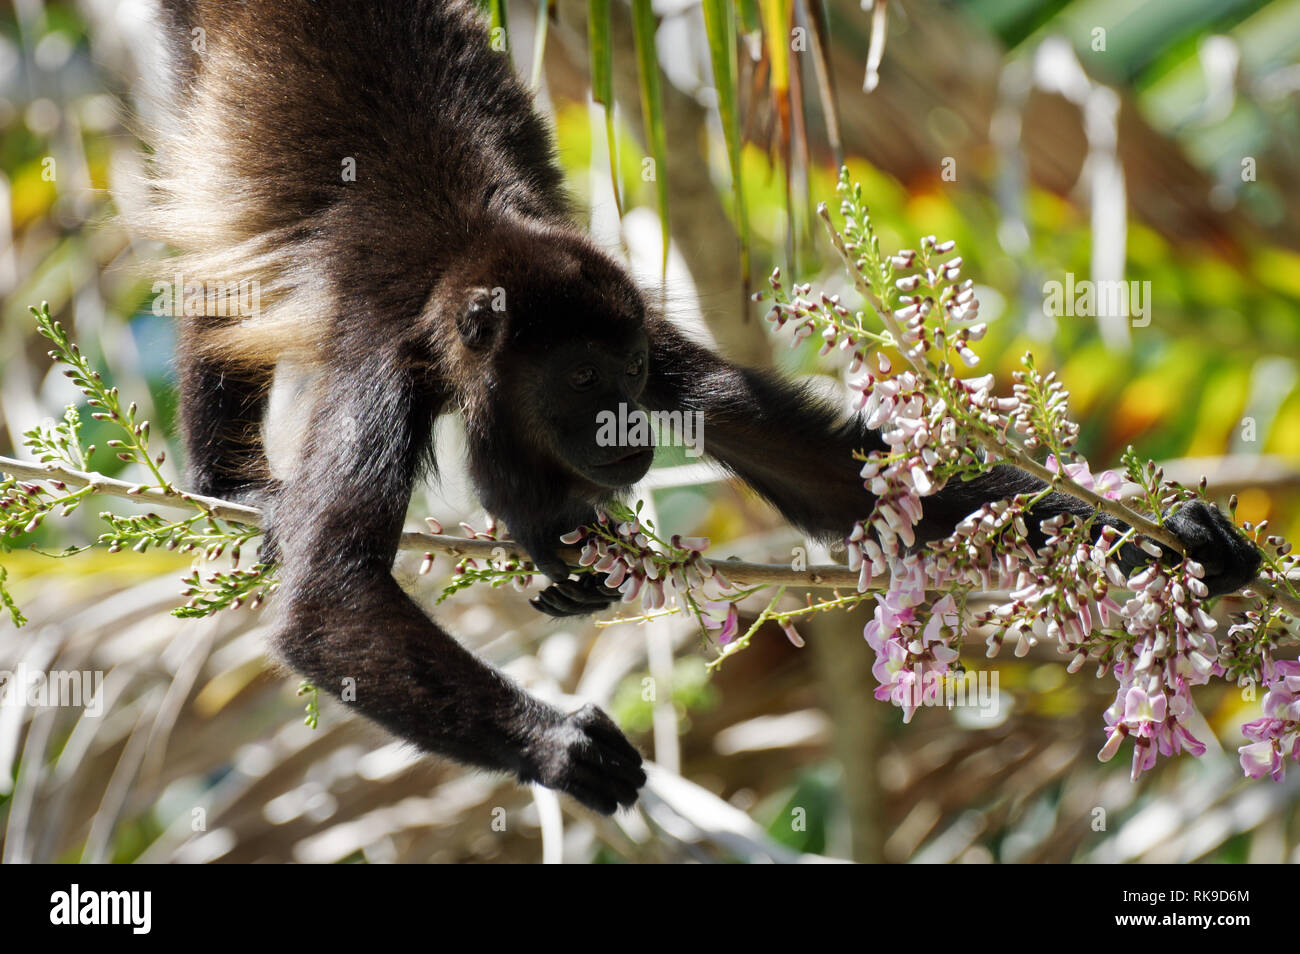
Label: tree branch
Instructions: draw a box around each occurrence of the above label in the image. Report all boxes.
[3,453,1296,611]
[1,454,262,525]
[0,454,860,589]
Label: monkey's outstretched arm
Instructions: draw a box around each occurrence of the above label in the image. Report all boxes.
[643,318,890,539]
[642,318,1058,541]
[267,355,644,813]
[643,320,1260,594]
[643,318,1124,541]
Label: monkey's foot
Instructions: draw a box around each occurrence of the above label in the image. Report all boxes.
[1116,500,1261,598]
[529,574,622,617]
[521,703,645,814]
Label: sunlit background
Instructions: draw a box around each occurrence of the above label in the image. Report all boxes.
[1,0,1299,863]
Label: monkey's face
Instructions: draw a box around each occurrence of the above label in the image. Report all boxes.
[442,227,656,490]
[540,332,655,489]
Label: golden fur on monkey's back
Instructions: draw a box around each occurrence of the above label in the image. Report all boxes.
[137,0,570,369]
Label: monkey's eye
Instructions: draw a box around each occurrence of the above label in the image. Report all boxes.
[626,355,645,378]
[568,366,599,391]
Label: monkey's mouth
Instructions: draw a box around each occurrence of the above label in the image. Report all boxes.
[600,447,653,467]
[588,446,654,486]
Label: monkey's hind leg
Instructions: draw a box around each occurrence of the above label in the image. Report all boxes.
[176,324,275,505]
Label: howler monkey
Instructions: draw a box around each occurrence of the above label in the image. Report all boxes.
[142,0,1260,814]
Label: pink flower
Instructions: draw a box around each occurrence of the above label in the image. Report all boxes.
[863,562,960,723]
[1236,665,1300,781]
[1124,686,1167,726]
[1273,659,1300,691]
[1100,667,1206,779]
[1045,455,1122,500]
[716,604,740,645]
[1239,738,1284,782]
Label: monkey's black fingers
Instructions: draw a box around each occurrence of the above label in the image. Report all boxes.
[576,751,646,795]
[568,713,646,804]
[570,703,643,767]
[530,587,594,618]
[562,738,645,811]
[560,778,623,816]
[1115,501,1261,598]
[555,579,620,602]
[529,593,570,617]
[530,577,621,617]
[1163,500,1261,597]
[565,763,642,813]
[522,704,645,814]
[541,584,606,613]
[554,580,621,610]
[565,786,617,815]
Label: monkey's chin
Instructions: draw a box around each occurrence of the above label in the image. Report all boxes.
[584,446,655,489]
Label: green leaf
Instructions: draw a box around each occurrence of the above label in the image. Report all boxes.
[0,565,26,628]
[702,0,751,288]
[759,0,795,266]
[805,0,843,167]
[760,0,792,100]
[588,0,622,214]
[529,0,550,89]
[632,0,669,275]
[485,0,508,45]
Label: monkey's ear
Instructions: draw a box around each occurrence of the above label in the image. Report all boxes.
[456,288,499,350]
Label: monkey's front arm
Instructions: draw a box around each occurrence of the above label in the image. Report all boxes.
[265,354,644,814]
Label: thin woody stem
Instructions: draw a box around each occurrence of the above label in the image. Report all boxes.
[2,455,259,525]
[3,454,1296,612]
[0,455,861,590]
[974,434,1183,551]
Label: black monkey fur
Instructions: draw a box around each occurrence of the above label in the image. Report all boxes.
[142,0,1260,814]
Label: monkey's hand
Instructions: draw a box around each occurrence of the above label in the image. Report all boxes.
[530,573,622,618]
[515,533,623,618]
[520,703,646,813]
[1112,500,1261,598]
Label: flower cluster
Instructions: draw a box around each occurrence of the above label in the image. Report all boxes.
[1010,362,1081,453]
[984,512,1120,663]
[783,170,1299,779]
[848,358,937,575]
[761,274,872,371]
[841,367,1016,595]
[1239,660,1300,781]
[560,509,744,642]
[862,556,961,722]
[435,518,537,602]
[891,244,985,367]
[1095,558,1219,778]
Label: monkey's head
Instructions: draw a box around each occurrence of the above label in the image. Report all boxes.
[434,223,655,491]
